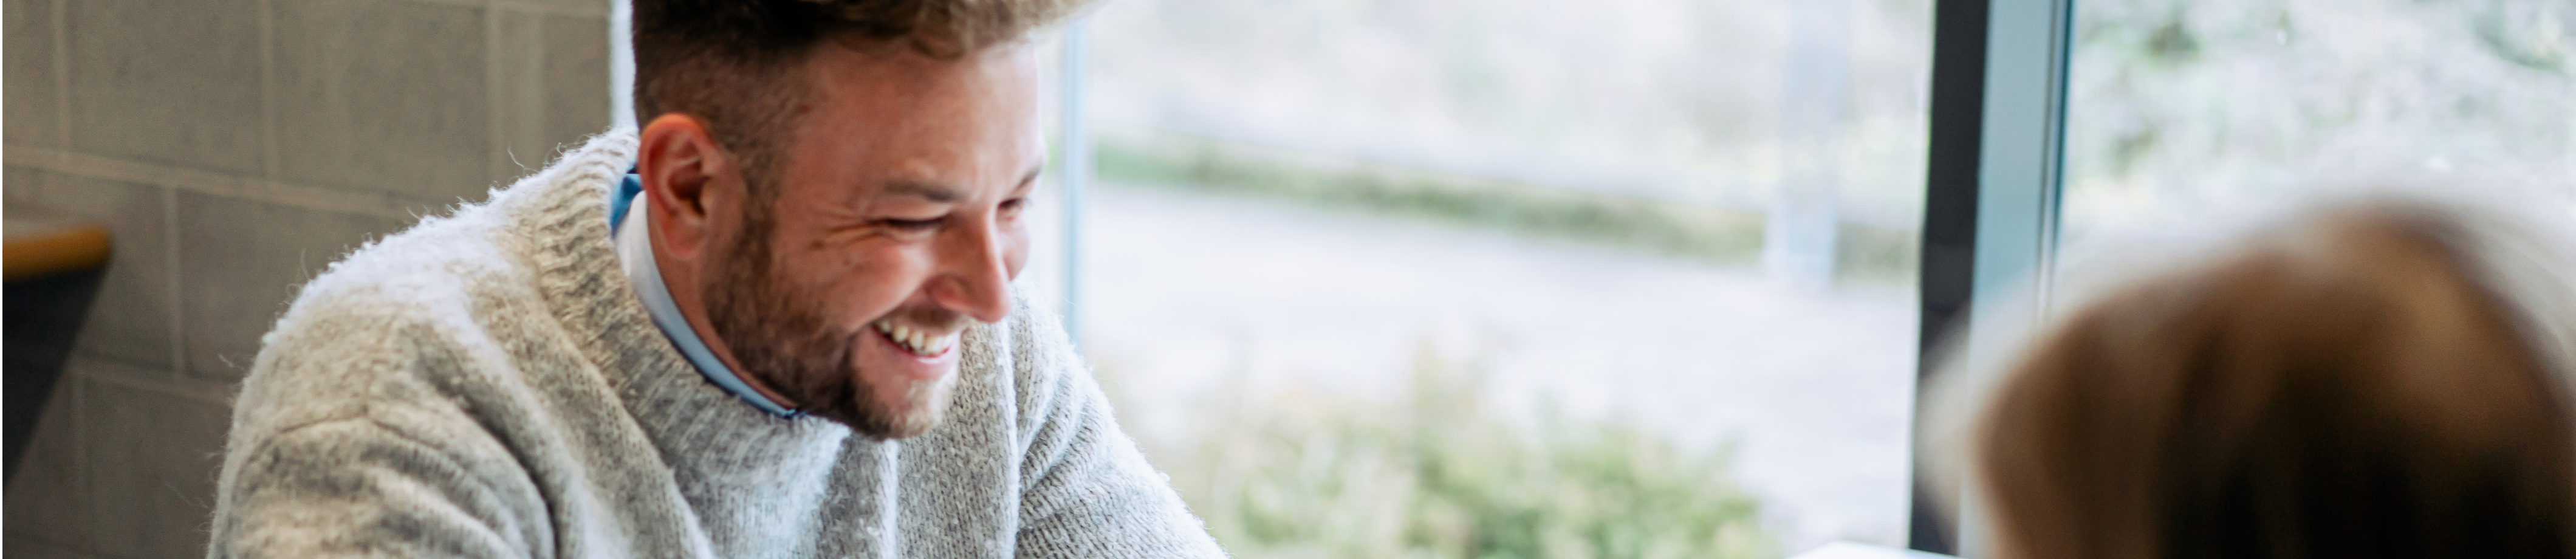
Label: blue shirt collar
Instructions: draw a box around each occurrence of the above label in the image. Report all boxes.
[612,171,801,418]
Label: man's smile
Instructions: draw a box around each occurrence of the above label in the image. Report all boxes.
[870,318,959,357]
[866,318,962,385]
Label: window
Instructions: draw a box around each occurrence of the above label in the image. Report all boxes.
[1055,1,1935,555]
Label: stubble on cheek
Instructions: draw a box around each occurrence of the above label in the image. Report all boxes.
[705,232,961,439]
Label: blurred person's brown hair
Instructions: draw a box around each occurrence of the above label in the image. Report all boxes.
[631,0,1088,197]
[1935,197,2576,559]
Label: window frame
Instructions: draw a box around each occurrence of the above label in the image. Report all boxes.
[1058,18,1095,343]
[1913,0,2077,554]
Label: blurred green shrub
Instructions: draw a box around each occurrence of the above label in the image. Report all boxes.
[1130,345,1774,559]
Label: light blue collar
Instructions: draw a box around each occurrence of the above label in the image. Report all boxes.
[612,173,801,418]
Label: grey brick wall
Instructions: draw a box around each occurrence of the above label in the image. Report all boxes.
[2,0,613,557]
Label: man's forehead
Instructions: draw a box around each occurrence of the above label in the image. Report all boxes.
[786,41,1044,197]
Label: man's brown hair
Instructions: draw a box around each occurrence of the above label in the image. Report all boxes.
[1934,198,2576,559]
[631,0,1088,191]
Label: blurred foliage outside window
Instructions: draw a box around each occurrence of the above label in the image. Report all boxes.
[1088,0,1936,276]
[2063,0,2574,254]
[1134,347,1772,559]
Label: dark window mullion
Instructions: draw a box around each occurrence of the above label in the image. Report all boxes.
[1913,0,2075,554]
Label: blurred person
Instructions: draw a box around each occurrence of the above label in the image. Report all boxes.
[1930,195,2576,559]
[204,1,1225,557]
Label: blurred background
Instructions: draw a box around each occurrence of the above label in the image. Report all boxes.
[2058,0,2574,263]
[2,1,2567,558]
[1037,1,1933,556]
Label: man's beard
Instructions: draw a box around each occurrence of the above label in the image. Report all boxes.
[702,214,957,439]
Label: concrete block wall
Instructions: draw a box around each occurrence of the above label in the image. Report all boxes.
[2,0,612,557]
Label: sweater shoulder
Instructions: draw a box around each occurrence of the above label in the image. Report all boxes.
[235,208,552,428]
[257,129,634,374]
[272,127,631,340]
[252,202,548,383]
[300,202,535,318]
[236,141,626,447]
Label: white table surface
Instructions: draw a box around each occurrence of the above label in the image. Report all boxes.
[1788,541,1959,559]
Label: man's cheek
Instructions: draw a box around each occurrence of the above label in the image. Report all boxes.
[841,250,919,302]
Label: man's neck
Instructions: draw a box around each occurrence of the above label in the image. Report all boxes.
[613,183,803,417]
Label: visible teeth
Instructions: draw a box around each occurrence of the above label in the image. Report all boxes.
[874,319,948,356]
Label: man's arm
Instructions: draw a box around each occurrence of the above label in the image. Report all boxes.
[211,417,552,559]
[205,293,558,559]
[1009,307,1228,558]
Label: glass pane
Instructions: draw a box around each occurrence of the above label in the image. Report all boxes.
[2064,1,2575,259]
[1074,1,1932,555]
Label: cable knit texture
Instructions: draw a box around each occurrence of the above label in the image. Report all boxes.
[205,131,1225,559]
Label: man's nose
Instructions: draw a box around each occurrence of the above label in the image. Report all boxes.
[929,218,1013,324]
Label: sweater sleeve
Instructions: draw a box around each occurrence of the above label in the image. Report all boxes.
[1010,309,1229,559]
[211,417,553,559]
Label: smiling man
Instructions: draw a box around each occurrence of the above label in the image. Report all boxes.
[203,1,1224,558]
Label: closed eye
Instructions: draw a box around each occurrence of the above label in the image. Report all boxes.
[881,217,944,231]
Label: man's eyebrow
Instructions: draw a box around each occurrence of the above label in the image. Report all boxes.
[880,165,1044,202]
[1016,165,1043,191]
[881,179,965,203]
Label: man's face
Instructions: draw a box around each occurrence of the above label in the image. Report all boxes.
[704,40,1041,438]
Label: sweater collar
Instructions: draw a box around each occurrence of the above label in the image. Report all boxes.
[498,129,851,469]
[610,174,800,417]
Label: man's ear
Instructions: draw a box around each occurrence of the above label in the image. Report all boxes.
[637,114,738,262]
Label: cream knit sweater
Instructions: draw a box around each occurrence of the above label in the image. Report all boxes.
[205,131,1225,559]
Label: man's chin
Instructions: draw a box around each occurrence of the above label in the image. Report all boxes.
[826,366,959,440]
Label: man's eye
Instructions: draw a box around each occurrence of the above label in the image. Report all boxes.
[882,218,943,231]
[998,198,1026,216]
